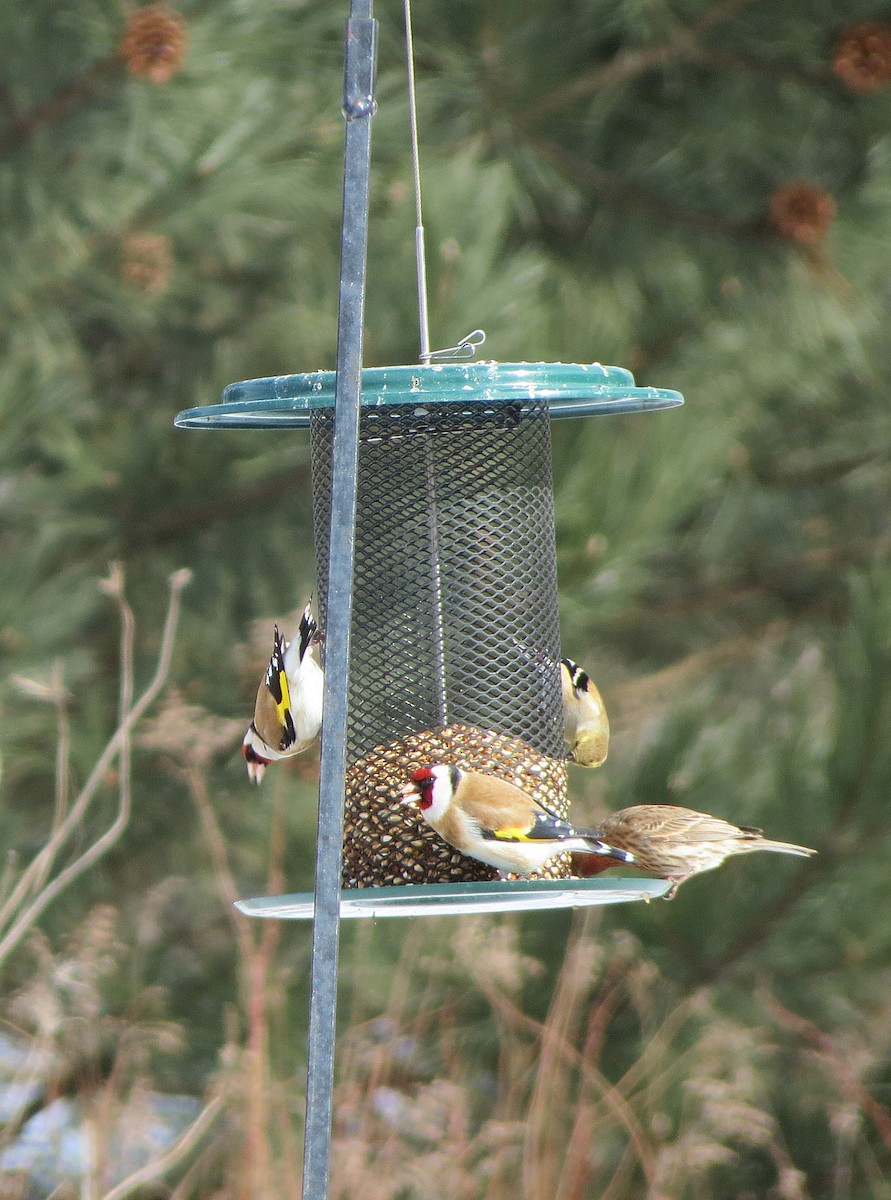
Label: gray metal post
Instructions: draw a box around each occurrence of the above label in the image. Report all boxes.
[301,5,377,1198]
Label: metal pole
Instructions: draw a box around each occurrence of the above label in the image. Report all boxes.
[302,6,376,1199]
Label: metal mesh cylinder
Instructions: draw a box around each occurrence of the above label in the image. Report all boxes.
[311,398,568,886]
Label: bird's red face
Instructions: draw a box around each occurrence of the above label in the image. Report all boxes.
[401,765,437,810]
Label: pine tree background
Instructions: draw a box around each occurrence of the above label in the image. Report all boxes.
[2,0,891,1195]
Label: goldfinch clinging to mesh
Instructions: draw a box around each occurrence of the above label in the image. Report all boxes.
[242,603,324,783]
[561,657,610,767]
[513,640,610,768]
[399,763,634,877]
[573,804,817,898]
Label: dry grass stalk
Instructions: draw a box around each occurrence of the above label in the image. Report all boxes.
[0,565,191,970]
[326,915,826,1200]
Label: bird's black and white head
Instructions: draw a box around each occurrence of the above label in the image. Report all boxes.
[400,763,462,822]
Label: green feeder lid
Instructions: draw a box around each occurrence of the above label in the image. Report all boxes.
[235,877,671,919]
[174,361,683,429]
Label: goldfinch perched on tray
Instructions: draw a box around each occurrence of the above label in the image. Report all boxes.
[573,804,817,899]
[242,603,324,783]
[560,657,610,767]
[400,764,635,877]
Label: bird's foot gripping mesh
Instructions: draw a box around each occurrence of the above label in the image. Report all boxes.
[342,723,569,887]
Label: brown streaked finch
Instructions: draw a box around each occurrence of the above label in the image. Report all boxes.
[572,804,816,898]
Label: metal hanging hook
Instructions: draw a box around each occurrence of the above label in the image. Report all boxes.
[423,328,487,364]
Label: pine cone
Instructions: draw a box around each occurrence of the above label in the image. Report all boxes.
[119,4,187,84]
[832,22,891,93]
[120,232,174,293]
[769,182,837,246]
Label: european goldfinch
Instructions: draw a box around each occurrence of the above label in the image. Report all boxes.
[399,764,635,877]
[576,804,817,898]
[242,604,324,783]
[561,657,609,767]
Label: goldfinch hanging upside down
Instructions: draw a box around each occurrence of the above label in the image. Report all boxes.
[242,603,324,783]
[399,764,635,877]
[561,657,610,767]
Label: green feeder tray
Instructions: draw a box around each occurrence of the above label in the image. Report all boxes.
[174,361,683,429]
[235,877,672,920]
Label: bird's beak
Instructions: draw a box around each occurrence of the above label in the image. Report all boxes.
[246,759,266,785]
[399,780,420,806]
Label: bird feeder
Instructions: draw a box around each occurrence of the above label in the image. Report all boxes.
[176,5,682,1196]
[175,0,682,916]
[177,362,680,915]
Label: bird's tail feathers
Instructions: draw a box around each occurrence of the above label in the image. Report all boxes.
[562,657,591,694]
[752,838,817,858]
[295,602,321,663]
[582,836,634,864]
[738,825,816,857]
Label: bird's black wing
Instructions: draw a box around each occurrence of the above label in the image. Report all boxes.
[479,808,578,844]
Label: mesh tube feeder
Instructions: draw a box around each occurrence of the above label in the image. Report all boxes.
[176,362,682,915]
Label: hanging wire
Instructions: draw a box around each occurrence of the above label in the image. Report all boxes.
[403,0,484,365]
[403,0,431,363]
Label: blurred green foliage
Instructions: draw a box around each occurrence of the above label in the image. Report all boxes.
[1,0,891,1194]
